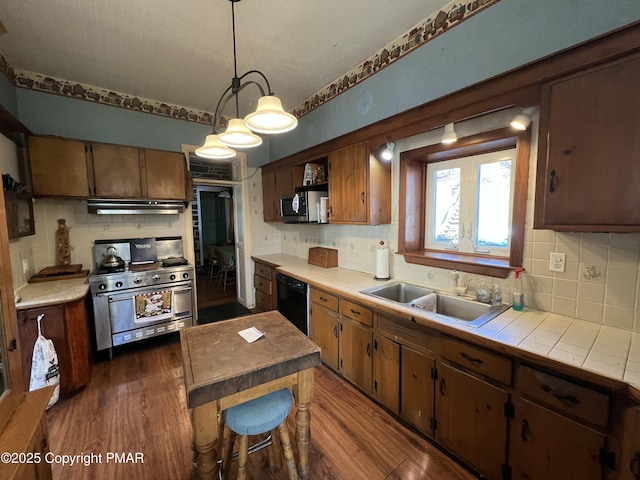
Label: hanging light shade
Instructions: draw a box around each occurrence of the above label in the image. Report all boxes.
[217,118,263,148]
[195,134,236,159]
[244,96,298,134]
[195,0,296,160]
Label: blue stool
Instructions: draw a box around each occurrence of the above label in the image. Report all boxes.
[221,388,297,480]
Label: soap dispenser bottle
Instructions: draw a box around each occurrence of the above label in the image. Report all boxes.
[512,268,524,311]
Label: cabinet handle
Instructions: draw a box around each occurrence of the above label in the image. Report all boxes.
[366,343,372,357]
[549,169,557,193]
[350,309,361,316]
[521,419,529,442]
[541,384,581,406]
[361,192,365,203]
[7,338,17,352]
[333,326,338,338]
[319,296,328,303]
[630,453,640,479]
[460,352,484,365]
[439,378,446,396]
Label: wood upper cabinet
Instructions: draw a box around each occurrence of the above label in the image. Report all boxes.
[29,136,90,197]
[534,52,640,231]
[92,145,186,200]
[309,288,339,371]
[91,143,142,198]
[328,142,391,225]
[143,149,187,200]
[262,167,292,222]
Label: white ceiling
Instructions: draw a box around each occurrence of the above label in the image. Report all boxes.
[0,0,451,119]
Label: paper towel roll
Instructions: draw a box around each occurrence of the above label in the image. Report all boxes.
[375,248,390,279]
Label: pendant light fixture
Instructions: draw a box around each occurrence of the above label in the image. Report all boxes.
[196,0,298,159]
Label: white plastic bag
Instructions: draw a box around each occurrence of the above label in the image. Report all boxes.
[29,314,60,409]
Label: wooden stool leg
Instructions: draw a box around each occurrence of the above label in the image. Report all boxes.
[222,430,235,480]
[237,435,249,480]
[268,428,282,469]
[277,422,297,480]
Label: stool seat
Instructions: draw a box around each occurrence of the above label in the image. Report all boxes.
[225,388,292,436]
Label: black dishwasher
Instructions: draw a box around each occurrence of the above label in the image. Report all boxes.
[276,273,308,335]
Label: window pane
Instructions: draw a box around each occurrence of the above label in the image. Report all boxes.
[476,160,511,248]
[434,167,460,244]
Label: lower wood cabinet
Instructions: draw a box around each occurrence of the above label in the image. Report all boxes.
[436,362,509,480]
[17,296,92,396]
[253,260,276,311]
[401,346,435,434]
[339,299,373,394]
[309,288,340,371]
[372,333,400,413]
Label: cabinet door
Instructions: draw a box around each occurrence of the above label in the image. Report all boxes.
[28,136,90,197]
[17,305,66,393]
[309,302,339,371]
[262,170,278,221]
[328,143,368,223]
[339,317,372,393]
[144,149,186,200]
[274,167,293,204]
[437,363,509,480]
[372,333,399,413]
[92,143,142,198]
[534,54,640,230]
[401,346,435,435]
[511,398,605,480]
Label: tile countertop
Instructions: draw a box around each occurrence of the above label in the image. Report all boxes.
[253,253,640,400]
[15,277,90,310]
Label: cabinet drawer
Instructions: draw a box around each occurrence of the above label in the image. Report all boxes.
[310,288,338,312]
[518,366,610,428]
[340,299,373,327]
[440,337,512,385]
[254,274,272,295]
[255,262,273,281]
[377,314,432,352]
[255,290,273,311]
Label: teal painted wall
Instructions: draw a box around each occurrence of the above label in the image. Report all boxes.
[1,0,639,166]
[269,0,640,161]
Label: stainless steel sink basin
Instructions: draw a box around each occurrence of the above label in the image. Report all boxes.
[361,282,509,328]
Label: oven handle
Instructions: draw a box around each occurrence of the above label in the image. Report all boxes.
[100,283,193,301]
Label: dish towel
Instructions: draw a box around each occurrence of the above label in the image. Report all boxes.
[412,293,437,312]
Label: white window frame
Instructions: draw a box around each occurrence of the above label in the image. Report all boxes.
[425,148,517,257]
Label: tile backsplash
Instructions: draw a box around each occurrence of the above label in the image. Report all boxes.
[251,108,640,333]
[9,197,186,289]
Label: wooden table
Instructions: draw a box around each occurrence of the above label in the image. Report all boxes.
[181,311,321,479]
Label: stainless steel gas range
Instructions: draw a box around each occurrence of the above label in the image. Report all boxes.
[89,236,195,357]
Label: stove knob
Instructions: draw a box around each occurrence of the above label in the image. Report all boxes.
[134,278,142,284]
[182,272,190,279]
[170,274,176,281]
[115,281,123,288]
[152,274,160,281]
[99,284,107,290]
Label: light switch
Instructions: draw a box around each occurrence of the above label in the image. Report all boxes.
[22,259,29,275]
[549,252,566,273]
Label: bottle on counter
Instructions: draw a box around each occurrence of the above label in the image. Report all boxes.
[512,268,524,311]
[492,284,502,307]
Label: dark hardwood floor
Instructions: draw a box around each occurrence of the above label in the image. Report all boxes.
[196,266,237,310]
[46,334,477,480]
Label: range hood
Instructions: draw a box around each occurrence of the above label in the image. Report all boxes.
[88,199,185,215]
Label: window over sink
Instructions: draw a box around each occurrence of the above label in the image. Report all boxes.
[399,126,530,278]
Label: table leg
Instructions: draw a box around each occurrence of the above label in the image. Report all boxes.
[294,368,314,480]
[191,401,219,479]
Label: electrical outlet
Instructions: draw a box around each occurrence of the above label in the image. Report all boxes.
[549,252,566,273]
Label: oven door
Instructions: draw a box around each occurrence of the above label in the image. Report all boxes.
[107,283,193,334]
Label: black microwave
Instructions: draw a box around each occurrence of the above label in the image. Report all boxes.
[281,191,328,223]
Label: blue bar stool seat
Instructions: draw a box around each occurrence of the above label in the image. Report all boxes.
[220,388,297,480]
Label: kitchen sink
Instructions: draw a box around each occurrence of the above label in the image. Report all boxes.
[361,282,510,328]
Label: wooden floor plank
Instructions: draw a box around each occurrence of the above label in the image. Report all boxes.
[46,334,477,480]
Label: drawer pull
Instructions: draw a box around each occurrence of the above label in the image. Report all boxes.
[521,419,529,442]
[350,309,361,316]
[541,384,581,406]
[319,296,328,303]
[460,352,484,365]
